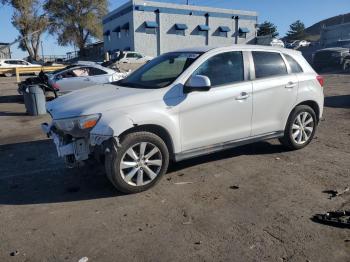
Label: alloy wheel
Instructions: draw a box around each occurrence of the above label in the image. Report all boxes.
[292,112,314,145]
[120,142,163,186]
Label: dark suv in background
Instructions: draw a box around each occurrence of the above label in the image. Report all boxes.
[313,47,350,72]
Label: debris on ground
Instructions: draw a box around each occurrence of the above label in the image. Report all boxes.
[174,182,193,185]
[194,241,202,245]
[182,210,193,225]
[323,187,349,199]
[312,210,350,228]
[10,250,19,256]
[275,157,281,160]
[230,185,239,190]
[78,257,88,262]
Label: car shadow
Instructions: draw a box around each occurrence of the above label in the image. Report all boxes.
[0,111,28,116]
[324,95,350,109]
[0,139,286,205]
[169,141,286,172]
[0,95,23,104]
[0,140,121,205]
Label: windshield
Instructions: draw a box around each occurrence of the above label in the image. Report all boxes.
[115,52,203,89]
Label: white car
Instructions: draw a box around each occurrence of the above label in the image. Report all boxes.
[117,51,153,64]
[0,59,41,77]
[42,45,324,193]
[270,39,285,48]
[298,40,311,47]
[47,64,128,94]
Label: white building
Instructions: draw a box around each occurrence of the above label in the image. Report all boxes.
[103,0,258,57]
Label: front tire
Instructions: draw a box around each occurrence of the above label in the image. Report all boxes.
[105,132,169,194]
[279,105,317,150]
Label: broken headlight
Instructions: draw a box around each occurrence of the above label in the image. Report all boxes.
[53,114,101,137]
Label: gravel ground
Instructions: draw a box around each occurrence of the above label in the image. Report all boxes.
[0,74,349,262]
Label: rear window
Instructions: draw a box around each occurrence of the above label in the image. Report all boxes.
[252,51,288,79]
[284,54,303,73]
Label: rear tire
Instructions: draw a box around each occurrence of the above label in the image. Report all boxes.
[105,132,169,194]
[279,105,317,150]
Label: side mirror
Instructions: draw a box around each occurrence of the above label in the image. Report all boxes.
[184,75,211,94]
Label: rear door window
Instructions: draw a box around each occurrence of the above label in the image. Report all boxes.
[252,51,288,79]
[192,51,244,87]
[284,54,303,73]
[88,67,107,76]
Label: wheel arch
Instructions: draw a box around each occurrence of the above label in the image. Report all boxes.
[119,124,175,160]
[296,100,320,123]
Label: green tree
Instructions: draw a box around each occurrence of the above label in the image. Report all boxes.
[44,0,107,51]
[257,21,279,38]
[2,0,48,61]
[286,20,306,40]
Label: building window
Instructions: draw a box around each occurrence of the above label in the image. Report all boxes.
[218,26,230,37]
[122,23,130,37]
[239,27,250,38]
[198,25,210,36]
[113,26,121,38]
[145,21,158,35]
[146,28,157,34]
[175,23,188,36]
[103,30,111,41]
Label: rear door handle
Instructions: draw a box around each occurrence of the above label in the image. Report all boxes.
[285,82,297,88]
[235,92,250,100]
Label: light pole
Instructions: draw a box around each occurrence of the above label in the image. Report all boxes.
[41,41,44,61]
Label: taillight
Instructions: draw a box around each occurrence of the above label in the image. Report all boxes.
[51,82,60,90]
[316,75,324,87]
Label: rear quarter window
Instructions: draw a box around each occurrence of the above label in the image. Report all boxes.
[284,54,303,73]
[252,51,288,79]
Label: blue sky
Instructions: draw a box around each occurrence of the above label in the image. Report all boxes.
[1,0,349,59]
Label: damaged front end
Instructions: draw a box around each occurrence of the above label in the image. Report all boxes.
[41,114,116,168]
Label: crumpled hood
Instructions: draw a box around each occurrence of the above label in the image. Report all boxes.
[47,84,161,119]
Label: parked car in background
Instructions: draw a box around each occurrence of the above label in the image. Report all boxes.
[286,40,311,49]
[298,40,311,47]
[270,39,285,48]
[286,40,300,49]
[118,51,153,64]
[42,45,324,193]
[313,47,350,72]
[47,64,129,94]
[0,59,41,77]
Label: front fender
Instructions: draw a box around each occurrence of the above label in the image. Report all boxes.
[90,110,134,145]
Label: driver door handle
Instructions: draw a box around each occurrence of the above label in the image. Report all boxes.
[235,92,250,100]
[285,82,297,89]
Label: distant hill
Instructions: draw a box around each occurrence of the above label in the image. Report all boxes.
[303,13,350,41]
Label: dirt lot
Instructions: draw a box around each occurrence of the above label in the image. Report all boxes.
[0,74,349,262]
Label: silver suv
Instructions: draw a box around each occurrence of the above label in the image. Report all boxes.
[42,45,324,193]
